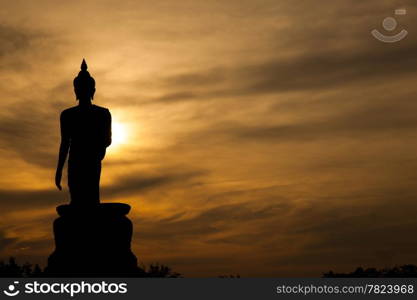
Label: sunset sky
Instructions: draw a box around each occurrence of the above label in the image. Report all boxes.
[0,0,417,277]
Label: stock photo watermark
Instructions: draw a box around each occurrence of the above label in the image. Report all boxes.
[2,280,128,298]
[371,8,408,43]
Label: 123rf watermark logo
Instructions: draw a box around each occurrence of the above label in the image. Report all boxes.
[2,281,128,297]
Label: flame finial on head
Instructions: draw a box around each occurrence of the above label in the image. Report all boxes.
[74,58,94,81]
[81,59,88,71]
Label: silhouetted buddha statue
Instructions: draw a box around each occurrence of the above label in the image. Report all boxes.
[55,59,112,206]
[47,60,141,276]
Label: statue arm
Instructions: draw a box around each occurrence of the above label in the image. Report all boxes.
[55,112,70,190]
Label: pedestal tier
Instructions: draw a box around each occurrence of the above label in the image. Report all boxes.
[45,203,144,277]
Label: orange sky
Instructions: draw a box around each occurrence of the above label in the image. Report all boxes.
[0,0,417,277]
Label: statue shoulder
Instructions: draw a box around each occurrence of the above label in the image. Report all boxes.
[60,106,78,118]
[92,105,111,115]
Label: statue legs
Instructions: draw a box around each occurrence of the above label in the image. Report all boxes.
[68,158,101,205]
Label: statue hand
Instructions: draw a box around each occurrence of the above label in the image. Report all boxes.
[55,170,62,191]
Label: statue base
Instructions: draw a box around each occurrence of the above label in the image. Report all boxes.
[45,203,145,277]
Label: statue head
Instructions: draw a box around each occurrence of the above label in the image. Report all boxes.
[73,59,96,101]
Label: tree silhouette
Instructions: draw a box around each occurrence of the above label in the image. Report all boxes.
[141,263,182,278]
[0,257,181,278]
[0,257,43,278]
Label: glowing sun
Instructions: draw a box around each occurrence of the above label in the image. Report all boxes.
[112,122,128,147]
